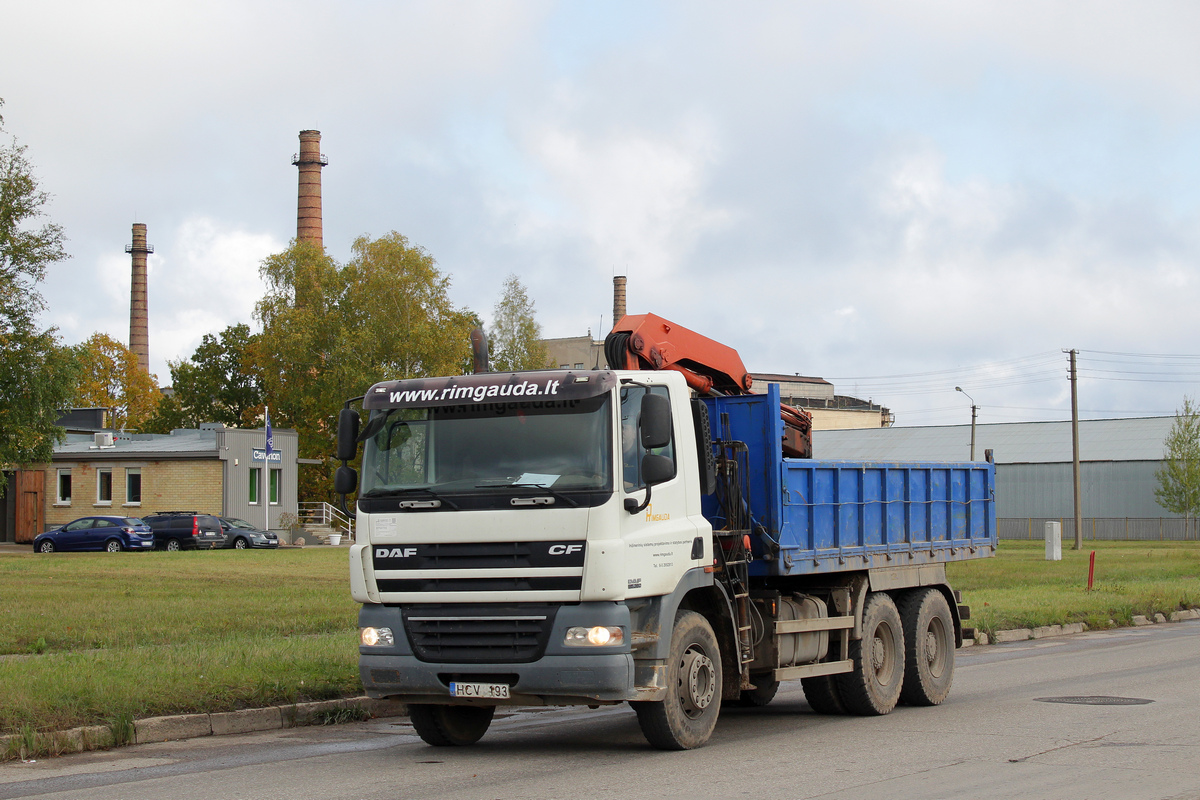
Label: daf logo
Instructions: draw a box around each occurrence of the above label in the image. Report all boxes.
[376,547,417,558]
[548,544,583,556]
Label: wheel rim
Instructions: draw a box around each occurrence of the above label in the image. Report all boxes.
[107,542,120,552]
[167,540,180,551]
[235,539,247,549]
[39,542,53,553]
[925,615,949,678]
[679,643,717,717]
[870,621,899,686]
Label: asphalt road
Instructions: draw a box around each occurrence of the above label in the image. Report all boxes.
[3,622,1198,800]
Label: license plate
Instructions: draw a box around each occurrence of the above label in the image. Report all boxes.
[450,682,510,699]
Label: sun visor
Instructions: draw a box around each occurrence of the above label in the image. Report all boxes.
[363,370,617,410]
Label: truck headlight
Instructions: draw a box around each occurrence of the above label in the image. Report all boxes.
[564,626,624,646]
[360,626,394,647]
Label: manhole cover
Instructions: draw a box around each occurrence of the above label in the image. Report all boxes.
[1035,696,1153,706]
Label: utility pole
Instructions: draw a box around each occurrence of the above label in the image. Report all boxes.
[1069,349,1083,550]
[955,387,978,460]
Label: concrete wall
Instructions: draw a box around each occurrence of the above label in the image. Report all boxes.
[809,407,889,431]
[544,336,603,370]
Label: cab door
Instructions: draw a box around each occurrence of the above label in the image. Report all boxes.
[618,383,708,598]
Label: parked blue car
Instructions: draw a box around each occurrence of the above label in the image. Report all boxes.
[34,516,156,553]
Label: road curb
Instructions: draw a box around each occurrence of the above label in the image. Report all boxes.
[2,697,408,761]
[963,606,1199,647]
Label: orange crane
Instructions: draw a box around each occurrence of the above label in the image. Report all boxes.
[605,313,813,458]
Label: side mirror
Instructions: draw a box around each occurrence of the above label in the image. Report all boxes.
[334,465,358,496]
[641,453,674,486]
[639,393,672,450]
[336,408,360,461]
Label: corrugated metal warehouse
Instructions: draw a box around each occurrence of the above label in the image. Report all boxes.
[813,417,1196,541]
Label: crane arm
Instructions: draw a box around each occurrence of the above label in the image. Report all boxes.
[605,313,813,458]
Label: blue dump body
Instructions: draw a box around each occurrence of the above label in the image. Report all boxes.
[702,385,997,577]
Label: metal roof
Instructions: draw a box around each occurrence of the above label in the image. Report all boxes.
[54,429,220,460]
[813,417,1177,464]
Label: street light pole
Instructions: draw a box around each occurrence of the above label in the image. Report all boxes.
[955,387,978,461]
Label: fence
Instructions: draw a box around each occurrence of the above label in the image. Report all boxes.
[999,518,1199,542]
[298,501,355,540]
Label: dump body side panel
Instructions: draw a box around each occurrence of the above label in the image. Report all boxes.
[701,386,996,577]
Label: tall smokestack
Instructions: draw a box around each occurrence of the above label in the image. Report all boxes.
[125,223,152,374]
[292,130,327,247]
[613,275,627,327]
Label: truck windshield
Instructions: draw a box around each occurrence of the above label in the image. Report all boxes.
[360,394,613,497]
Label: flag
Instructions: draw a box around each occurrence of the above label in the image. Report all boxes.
[265,407,274,457]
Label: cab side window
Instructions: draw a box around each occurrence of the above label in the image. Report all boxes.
[620,386,675,490]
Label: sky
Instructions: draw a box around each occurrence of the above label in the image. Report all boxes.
[4,0,1200,427]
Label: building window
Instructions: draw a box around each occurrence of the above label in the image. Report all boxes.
[56,469,72,504]
[249,468,261,505]
[96,468,112,505]
[125,468,141,504]
[574,363,584,369]
[269,469,281,505]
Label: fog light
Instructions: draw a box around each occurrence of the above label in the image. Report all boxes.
[564,626,624,646]
[361,626,394,647]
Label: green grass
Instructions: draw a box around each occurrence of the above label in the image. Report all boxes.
[0,548,359,740]
[948,540,1200,640]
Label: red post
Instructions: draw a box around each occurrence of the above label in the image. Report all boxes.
[1087,550,1096,591]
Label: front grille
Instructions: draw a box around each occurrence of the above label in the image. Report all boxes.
[378,576,581,593]
[403,604,558,663]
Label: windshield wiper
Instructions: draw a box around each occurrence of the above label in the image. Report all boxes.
[475,481,580,508]
[361,486,459,510]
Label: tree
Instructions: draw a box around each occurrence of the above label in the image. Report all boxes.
[488,274,548,372]
[72,333,160,431]
[1155,395,1200,538]
[253,234,476,500]
[0,99,77,488]
[145,323,263,432]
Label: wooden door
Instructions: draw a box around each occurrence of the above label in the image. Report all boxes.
[15,470,45,544]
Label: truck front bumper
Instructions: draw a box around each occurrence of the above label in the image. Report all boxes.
[358,601,637,705]
[360,652,635,705]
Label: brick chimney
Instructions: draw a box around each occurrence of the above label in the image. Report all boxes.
[613,275,627,327]
[125,223,152,373]
[292,130,327,247]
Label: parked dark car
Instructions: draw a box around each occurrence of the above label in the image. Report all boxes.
[141,512,225,551]
[219,517,280,549]
[33,516,155,553]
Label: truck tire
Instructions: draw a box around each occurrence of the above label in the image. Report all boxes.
[898,588,955,706]
[836,592,904,716]
[408,704,495,746]
[733,675,779,707]
[801,675,847,715]
[632,610,722,750]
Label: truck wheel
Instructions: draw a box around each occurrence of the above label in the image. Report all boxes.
[836,592,904,716]
[733,676,779,707]
[632,610,722,750]
[801,675,847,715]
[408,704,495,746]
[898,588,955,706]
